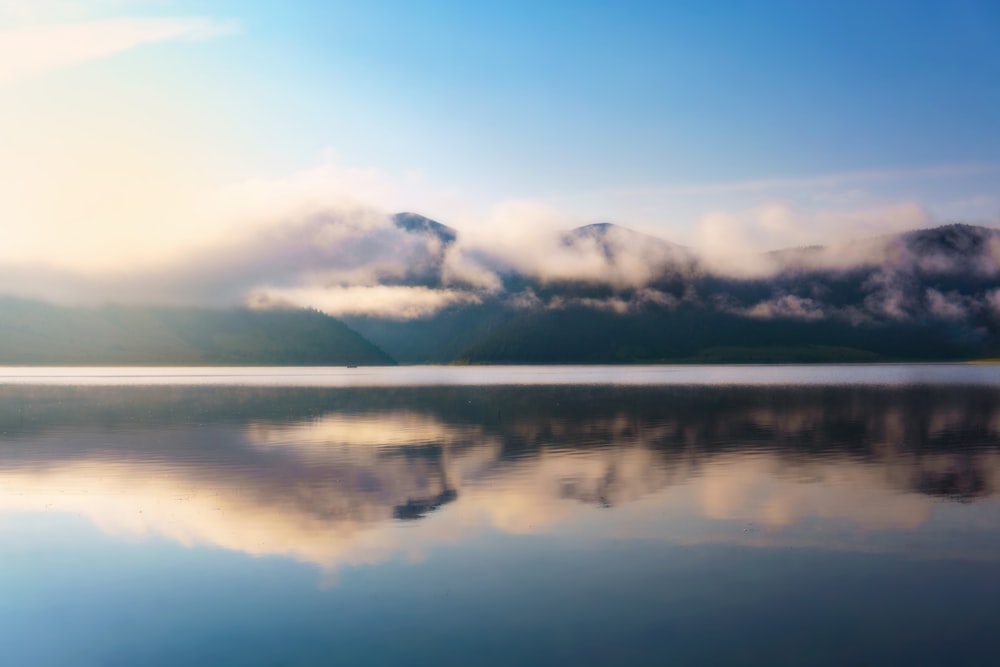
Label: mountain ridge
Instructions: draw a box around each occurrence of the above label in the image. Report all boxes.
[0,299,395,366]
[343,217,1000,364]
[4,217,1000,365]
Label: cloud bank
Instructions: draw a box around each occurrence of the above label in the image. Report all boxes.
[0,145,997,325]
[0,198,999,326]
[0,16,237,85]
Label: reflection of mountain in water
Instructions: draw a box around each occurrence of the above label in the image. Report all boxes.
[0,384,999,567]
[394,489,458,520]
[913,459,989,502]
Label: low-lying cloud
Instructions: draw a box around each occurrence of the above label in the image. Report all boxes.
[0,177,999,326]
[0,207,473,318]
[250,285,481,320]
[450,203,696,289]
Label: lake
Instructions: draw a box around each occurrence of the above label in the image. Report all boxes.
[1,365,998,666]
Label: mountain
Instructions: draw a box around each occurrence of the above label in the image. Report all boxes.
[345,221,704,361]
[454,302,962,363]
[901,223,1000,263]
[343,302,510,364]
[560,222,700,277]
[349,220,1000,364]
[373,212,459,289]
[0,299,395,365]
[766,223,1000,276]
[392,211,458,246]
[9,219,997,366]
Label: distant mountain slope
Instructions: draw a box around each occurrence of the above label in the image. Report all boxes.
[10,219,995,366]
[455,304,974,363]
[374,212,459,288]
[344,302,511,364]
[391,212,457,245]
[356,220,1000,364]
[0,299,395,365]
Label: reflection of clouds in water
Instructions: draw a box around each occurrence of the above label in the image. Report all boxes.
[0,434,1000,569]
[0,442,693,565]
[246,412,499,454]
[0,460,415,569]
[696,454,934,529]
[1,389,1000,571]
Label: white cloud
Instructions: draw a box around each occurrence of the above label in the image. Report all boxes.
[743,294,827,321]
[250,285,482,320]
[211,157,411,226]
[0,1,172,23]
[926,289,968,320]
[695,201,931,276]
[0,141,993,327]
[0,16,237,85]
[445,200,698,288]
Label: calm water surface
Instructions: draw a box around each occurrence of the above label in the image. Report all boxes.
[1,365,999,666]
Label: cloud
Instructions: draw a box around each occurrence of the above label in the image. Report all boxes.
[0,191,992,331]
[926,288,969,320]
[0,176,487,319]
[695,201,931,276]
[155,208,475,318]
[535,288,683,315]
[742,294,827,321]
[0,17,238,85]
[0,206,462,312]
[211,157,419,226]
[0,147,995,331]
[250,285,481,319]
[209,154,471,243]
[446,200,698,289]
[0,1,170,23]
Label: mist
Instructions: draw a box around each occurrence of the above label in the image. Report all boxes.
[0,202,998,331]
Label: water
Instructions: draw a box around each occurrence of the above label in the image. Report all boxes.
[1,366,998,666]
[1,362,1000,386]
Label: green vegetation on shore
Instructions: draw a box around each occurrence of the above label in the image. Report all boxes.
[0,299,394,366]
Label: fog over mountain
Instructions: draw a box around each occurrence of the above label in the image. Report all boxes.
[261,214,1000,336]
[329,213,1000,362]
[2,207,1000,363]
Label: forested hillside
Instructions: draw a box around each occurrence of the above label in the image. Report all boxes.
[0,299,394,365]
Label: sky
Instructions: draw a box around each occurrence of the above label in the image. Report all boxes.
[1,0,998,278]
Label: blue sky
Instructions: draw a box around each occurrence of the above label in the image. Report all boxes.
[0,0,998,269]
[167,0,1000,183]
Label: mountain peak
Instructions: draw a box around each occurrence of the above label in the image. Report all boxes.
[391,212,458,245]
[565,222,642,239]
[571,222,617,235]
[563,222,688,250]
[557,221,697,276]
[900,223,999,255]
